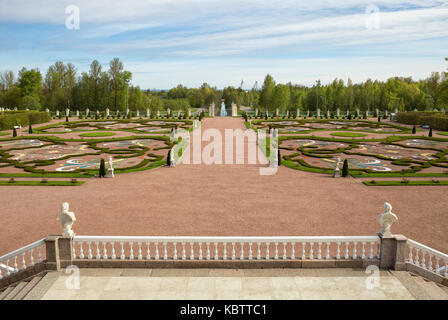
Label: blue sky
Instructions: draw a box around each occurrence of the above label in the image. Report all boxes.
[0,0,447,89]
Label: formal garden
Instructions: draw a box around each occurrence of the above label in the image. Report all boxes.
[0,114,197,183]
[251,116,448,186]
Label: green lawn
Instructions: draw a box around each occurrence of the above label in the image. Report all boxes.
[330,132,367,137]
[0,132,9,136]
[79,131,116,137]
[437,132,448,136]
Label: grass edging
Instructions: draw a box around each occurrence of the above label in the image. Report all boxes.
[363,180,448,186]
[0,180,85,186]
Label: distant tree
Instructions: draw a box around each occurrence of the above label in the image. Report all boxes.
[342,159,349,177]
[99,159,106,177]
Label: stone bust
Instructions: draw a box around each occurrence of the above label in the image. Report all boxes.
[56,202,76,238]
[377,202,398,237]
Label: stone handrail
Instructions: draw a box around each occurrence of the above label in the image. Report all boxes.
[407,239,448,277]
[73,236,381,261]
[0,239,45,279]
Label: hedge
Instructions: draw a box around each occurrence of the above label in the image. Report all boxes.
[0,111,51,130]
[395,112,448,131]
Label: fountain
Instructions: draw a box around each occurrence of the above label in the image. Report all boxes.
[220,101,228,117]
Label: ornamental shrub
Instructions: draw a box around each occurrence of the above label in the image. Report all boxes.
[342,159,349,177]
[99,158,106,178]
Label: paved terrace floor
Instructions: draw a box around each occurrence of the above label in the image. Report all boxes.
[0,117,447,256]
[29,268,415,300]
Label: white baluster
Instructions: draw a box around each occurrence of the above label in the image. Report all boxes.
[14,256,18,272]
[428,254,433,271]
[214,242,218,260]
[420,251,426,269]
[223,242,227,260]
[87,242,93,259]
[309,242,314,260]
[146,242,151,260]
[6,259,10,276]
[414,248,420,265]
[282,242,287,260]
[206,243,210,260]
[189,242,194,260]
[274,243,279,260]
[266,242,270,260]
[21,253,26,270]
[301,242,306,260]
[173,242,177,260]
[72,243,76,259]
[181,242,186,260]
[344,242,349,259]
[198,243,203,260]
[240,242,244,260]
[352,242,358,259]
[408,246,413,263]
[138,242,143,260]
[231,242,236,260]
[30,248,35,266]
[257,242,261,260]
[111,242,116,259]
[37,246,42,263]
[249,243,253,260]
[155,242,160,260]
[96,242,101,259]
[163,242,167,260]
[317,242,322,260]
[325,242,330,260]
[120,242,125,260]
[435,258,440,274]
[369,242,375,259]
[129,241,134,260]
[0,268,2,279]
[291,242,295,260]
[336,242,341,260]
[102,242,108,259]
[79,242,85,259]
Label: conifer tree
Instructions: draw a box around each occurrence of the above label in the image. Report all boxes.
[429,127,433,137]
[342,159,349,177]
[412,125,416,134]
[28,124,33,134]
[13,127,17,137]
[99,159,106,177]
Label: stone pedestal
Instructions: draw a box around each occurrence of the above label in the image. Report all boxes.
[209,103,215,117]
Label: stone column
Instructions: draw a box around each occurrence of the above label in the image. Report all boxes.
[58,237,73,268]
[275,108,279,117]
[316,108,320,117]
[296,108,300,118]
[45,236,60,271]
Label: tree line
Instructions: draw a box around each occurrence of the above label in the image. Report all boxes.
[1,57,447,113]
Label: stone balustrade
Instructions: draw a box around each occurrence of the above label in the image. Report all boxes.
[407,239,448,278]
[72,236,380,262]
[0,239,45,279]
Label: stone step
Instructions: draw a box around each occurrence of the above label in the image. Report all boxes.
[412,275,448,300]
[13,276,43,300]
[0,286,14,300]
[391,271,432,300]
[3,282,27,300]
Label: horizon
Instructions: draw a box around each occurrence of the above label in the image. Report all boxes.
[0,1,447,89]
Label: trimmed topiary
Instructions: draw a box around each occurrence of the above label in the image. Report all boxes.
[66,116,69,122]
[278,149,281,166]
[13,127,17,137]
[167,149,171,166]
[99,158,106,178]
[429,127,433,137]
[28,124,33,134]
[412,125,416,134]
[342,159,349,177]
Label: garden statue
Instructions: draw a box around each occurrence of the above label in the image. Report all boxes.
[56,202,76,238]
[107,156,115,178]
[377,202,398,237]
[333,157,341,178]
[170,148,175,167]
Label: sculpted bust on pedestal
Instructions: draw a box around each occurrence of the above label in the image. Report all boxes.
[56,202,76,238]
[377,202,398,237]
